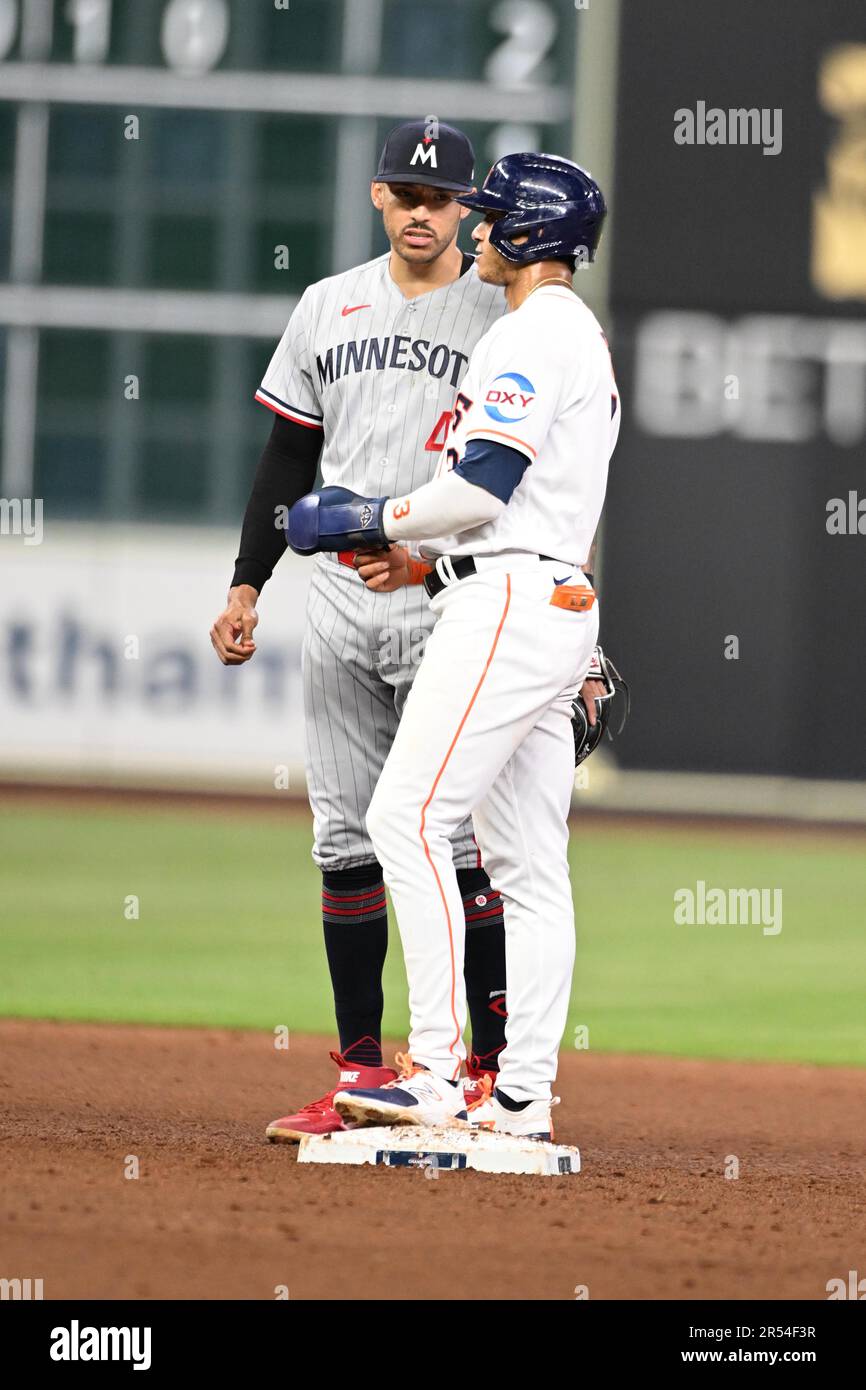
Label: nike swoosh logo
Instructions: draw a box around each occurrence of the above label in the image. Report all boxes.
[342,303,371,316]
[553,575,572,586]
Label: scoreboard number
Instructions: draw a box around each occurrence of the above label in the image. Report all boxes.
[160,0,230,76]
[485,0,558,89]
[0,0,230,72]
[0,0,16,62]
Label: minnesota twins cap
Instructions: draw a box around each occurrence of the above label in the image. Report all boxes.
[375,120,475,193]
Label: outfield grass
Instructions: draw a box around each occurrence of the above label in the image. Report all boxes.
[1,801,864,1065]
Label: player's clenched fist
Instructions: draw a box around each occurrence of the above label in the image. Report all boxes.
[353,545,413,593]
[210,584,259,664]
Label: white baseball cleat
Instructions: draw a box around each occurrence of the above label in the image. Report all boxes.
[491,1090,561,1141]
[334,1053,468,1129]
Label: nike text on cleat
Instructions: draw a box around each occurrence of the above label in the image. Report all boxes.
[334,1052,469,1129]
[265,1050,396,1142]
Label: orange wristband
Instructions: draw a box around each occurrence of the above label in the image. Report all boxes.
[406,558,434,586]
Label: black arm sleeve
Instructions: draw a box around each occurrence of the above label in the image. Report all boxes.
[231,413,323,593]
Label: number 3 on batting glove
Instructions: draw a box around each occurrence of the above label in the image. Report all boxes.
[286,486,390,555]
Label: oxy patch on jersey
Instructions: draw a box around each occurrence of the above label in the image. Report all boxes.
[484,372,537,424]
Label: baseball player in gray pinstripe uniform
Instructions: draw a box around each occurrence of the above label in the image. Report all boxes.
[211,122,514,1139]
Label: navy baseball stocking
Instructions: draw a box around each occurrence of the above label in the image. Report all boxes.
[458,866,507,1075]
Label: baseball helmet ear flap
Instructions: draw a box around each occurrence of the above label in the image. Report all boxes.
[489,202,588,266]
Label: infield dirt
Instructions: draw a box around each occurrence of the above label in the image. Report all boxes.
[1,1019,863,1300]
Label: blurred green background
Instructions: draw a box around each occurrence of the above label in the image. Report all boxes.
[2,799,863,1066]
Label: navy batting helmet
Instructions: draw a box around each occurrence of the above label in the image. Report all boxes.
[455,152,607,267]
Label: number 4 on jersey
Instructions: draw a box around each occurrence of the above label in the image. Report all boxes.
[424,409,451,451]
[424,393,472,451]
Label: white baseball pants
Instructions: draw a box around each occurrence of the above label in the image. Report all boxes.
[366,557,598,1102]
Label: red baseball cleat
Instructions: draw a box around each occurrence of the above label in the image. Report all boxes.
[266,1050,397,1143]
[464,1052,500,1129]
[464,1073,496,1129]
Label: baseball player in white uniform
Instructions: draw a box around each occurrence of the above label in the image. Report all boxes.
[211,122,533,1140]
[287,153,620,1141]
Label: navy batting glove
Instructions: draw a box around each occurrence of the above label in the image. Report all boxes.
[286,486,389,555]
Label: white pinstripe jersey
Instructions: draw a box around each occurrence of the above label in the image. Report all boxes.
[256,252,504,499]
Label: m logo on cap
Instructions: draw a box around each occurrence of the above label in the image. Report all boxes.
[410,142,438,168]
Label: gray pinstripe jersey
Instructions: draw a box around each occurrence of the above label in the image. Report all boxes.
[257,252,505,869]
[256,251,503,497]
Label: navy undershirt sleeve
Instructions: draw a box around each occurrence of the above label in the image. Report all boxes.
[452,437,530,504]
[231,413,323,592]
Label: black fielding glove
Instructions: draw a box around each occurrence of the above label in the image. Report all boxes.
[572,645,630,766]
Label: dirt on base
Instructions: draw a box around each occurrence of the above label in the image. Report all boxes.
[1,1020,864,1301]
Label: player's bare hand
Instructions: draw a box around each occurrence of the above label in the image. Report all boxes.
[579,678,606,727]
[210,585,259,664]
[354,545,411,593]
